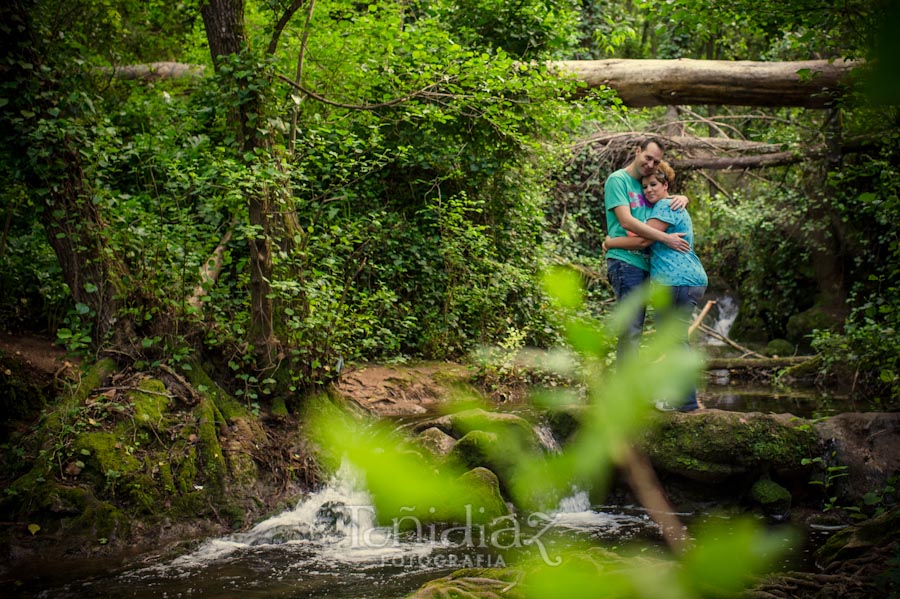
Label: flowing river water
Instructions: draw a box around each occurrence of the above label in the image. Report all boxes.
[15,431,836,599]
[16,464,664,598]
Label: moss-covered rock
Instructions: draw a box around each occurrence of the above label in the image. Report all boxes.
[449,430,500,472]
[642,411,821,484]
[816,507,900,566]
[544,406,583,445]
[750,477,792,521]
[417,426,457,458]
[786,305,841,347]
[457,467,510,522]
[448,409,541,453]
[730,313,770,343]
[763,338,795,358]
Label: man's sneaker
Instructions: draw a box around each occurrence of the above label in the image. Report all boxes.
[654,401,677,412]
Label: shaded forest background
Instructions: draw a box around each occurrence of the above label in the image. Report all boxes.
[2,0,899,412]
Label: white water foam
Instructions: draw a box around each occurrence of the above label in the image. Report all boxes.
[550,489,650,534]
[168,459,434,569]
[706,295,739,345]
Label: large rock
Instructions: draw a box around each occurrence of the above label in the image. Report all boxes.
[641,410,821,484]
[812,412,900,505]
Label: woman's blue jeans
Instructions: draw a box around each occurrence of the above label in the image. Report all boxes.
[606,259,649,365]
[661,285,706,411]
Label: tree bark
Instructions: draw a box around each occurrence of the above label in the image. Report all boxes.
[582,132,879,171]
[2,0,137,355]
[553,58,860,108]
[112,58,861,109]
[200,0,279,360]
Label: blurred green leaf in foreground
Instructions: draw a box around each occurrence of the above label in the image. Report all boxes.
[308,266,795,597]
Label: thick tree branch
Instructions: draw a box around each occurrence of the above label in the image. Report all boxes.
[584,131,880,171]
[102,62,206,81]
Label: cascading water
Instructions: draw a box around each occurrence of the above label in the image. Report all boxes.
[166,459,423,567]
[704,295,739,345]
[40,459,451,599]
[548,489,663,546]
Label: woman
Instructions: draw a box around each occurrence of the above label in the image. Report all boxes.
[603,160,707,412]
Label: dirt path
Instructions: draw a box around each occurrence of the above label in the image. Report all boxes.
[333,361,475,416]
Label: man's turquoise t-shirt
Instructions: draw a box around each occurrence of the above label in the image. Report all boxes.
[604,169,651,271]
[648,199,708,287]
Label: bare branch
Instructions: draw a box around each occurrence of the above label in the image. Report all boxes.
[277,73,447,110]
[268,0,306,55]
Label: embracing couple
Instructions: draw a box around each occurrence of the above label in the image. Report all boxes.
[602,137,707,412]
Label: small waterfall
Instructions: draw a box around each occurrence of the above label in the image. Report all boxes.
[533,422,561,454]
[169,459,427,567]
[549,488,654,540]
[705,295,739,345]
[556,489,591,513]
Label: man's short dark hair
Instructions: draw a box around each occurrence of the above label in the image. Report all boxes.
[640,137,666,153]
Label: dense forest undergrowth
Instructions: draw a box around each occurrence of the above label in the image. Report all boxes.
[2,0,900,596]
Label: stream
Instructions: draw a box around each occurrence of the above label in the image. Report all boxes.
[13,442,835,599]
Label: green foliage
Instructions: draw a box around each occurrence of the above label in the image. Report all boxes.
[808,128,900,399]
[3,0,898,405]
[428,0,582,58]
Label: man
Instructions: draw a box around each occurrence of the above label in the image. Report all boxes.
[605,137,689,363]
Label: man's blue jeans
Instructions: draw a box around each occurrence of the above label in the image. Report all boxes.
[606,259,649,365]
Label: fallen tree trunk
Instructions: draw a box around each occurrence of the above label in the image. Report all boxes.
[100,62,206,81]
[706,356,816,370]
[109,58,861,109]
[553,58,860,108]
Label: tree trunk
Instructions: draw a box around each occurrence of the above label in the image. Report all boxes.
[2,0,136,355]
[552,58,860,108]
[200,0,278,360]
[114,58,861,109]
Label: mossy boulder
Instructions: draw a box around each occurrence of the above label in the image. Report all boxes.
[750,477,792,521]
[544,406,583,445]
[811,412,900,506]
[642,411,820,484]
[730,313,770,343]
[448,408,541,453]
[417,426,457,458]
[785,305,841,347]
[816,507,900,567]
[449,430,500,472]
[457,467,510,522]
[763,338,795,358]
